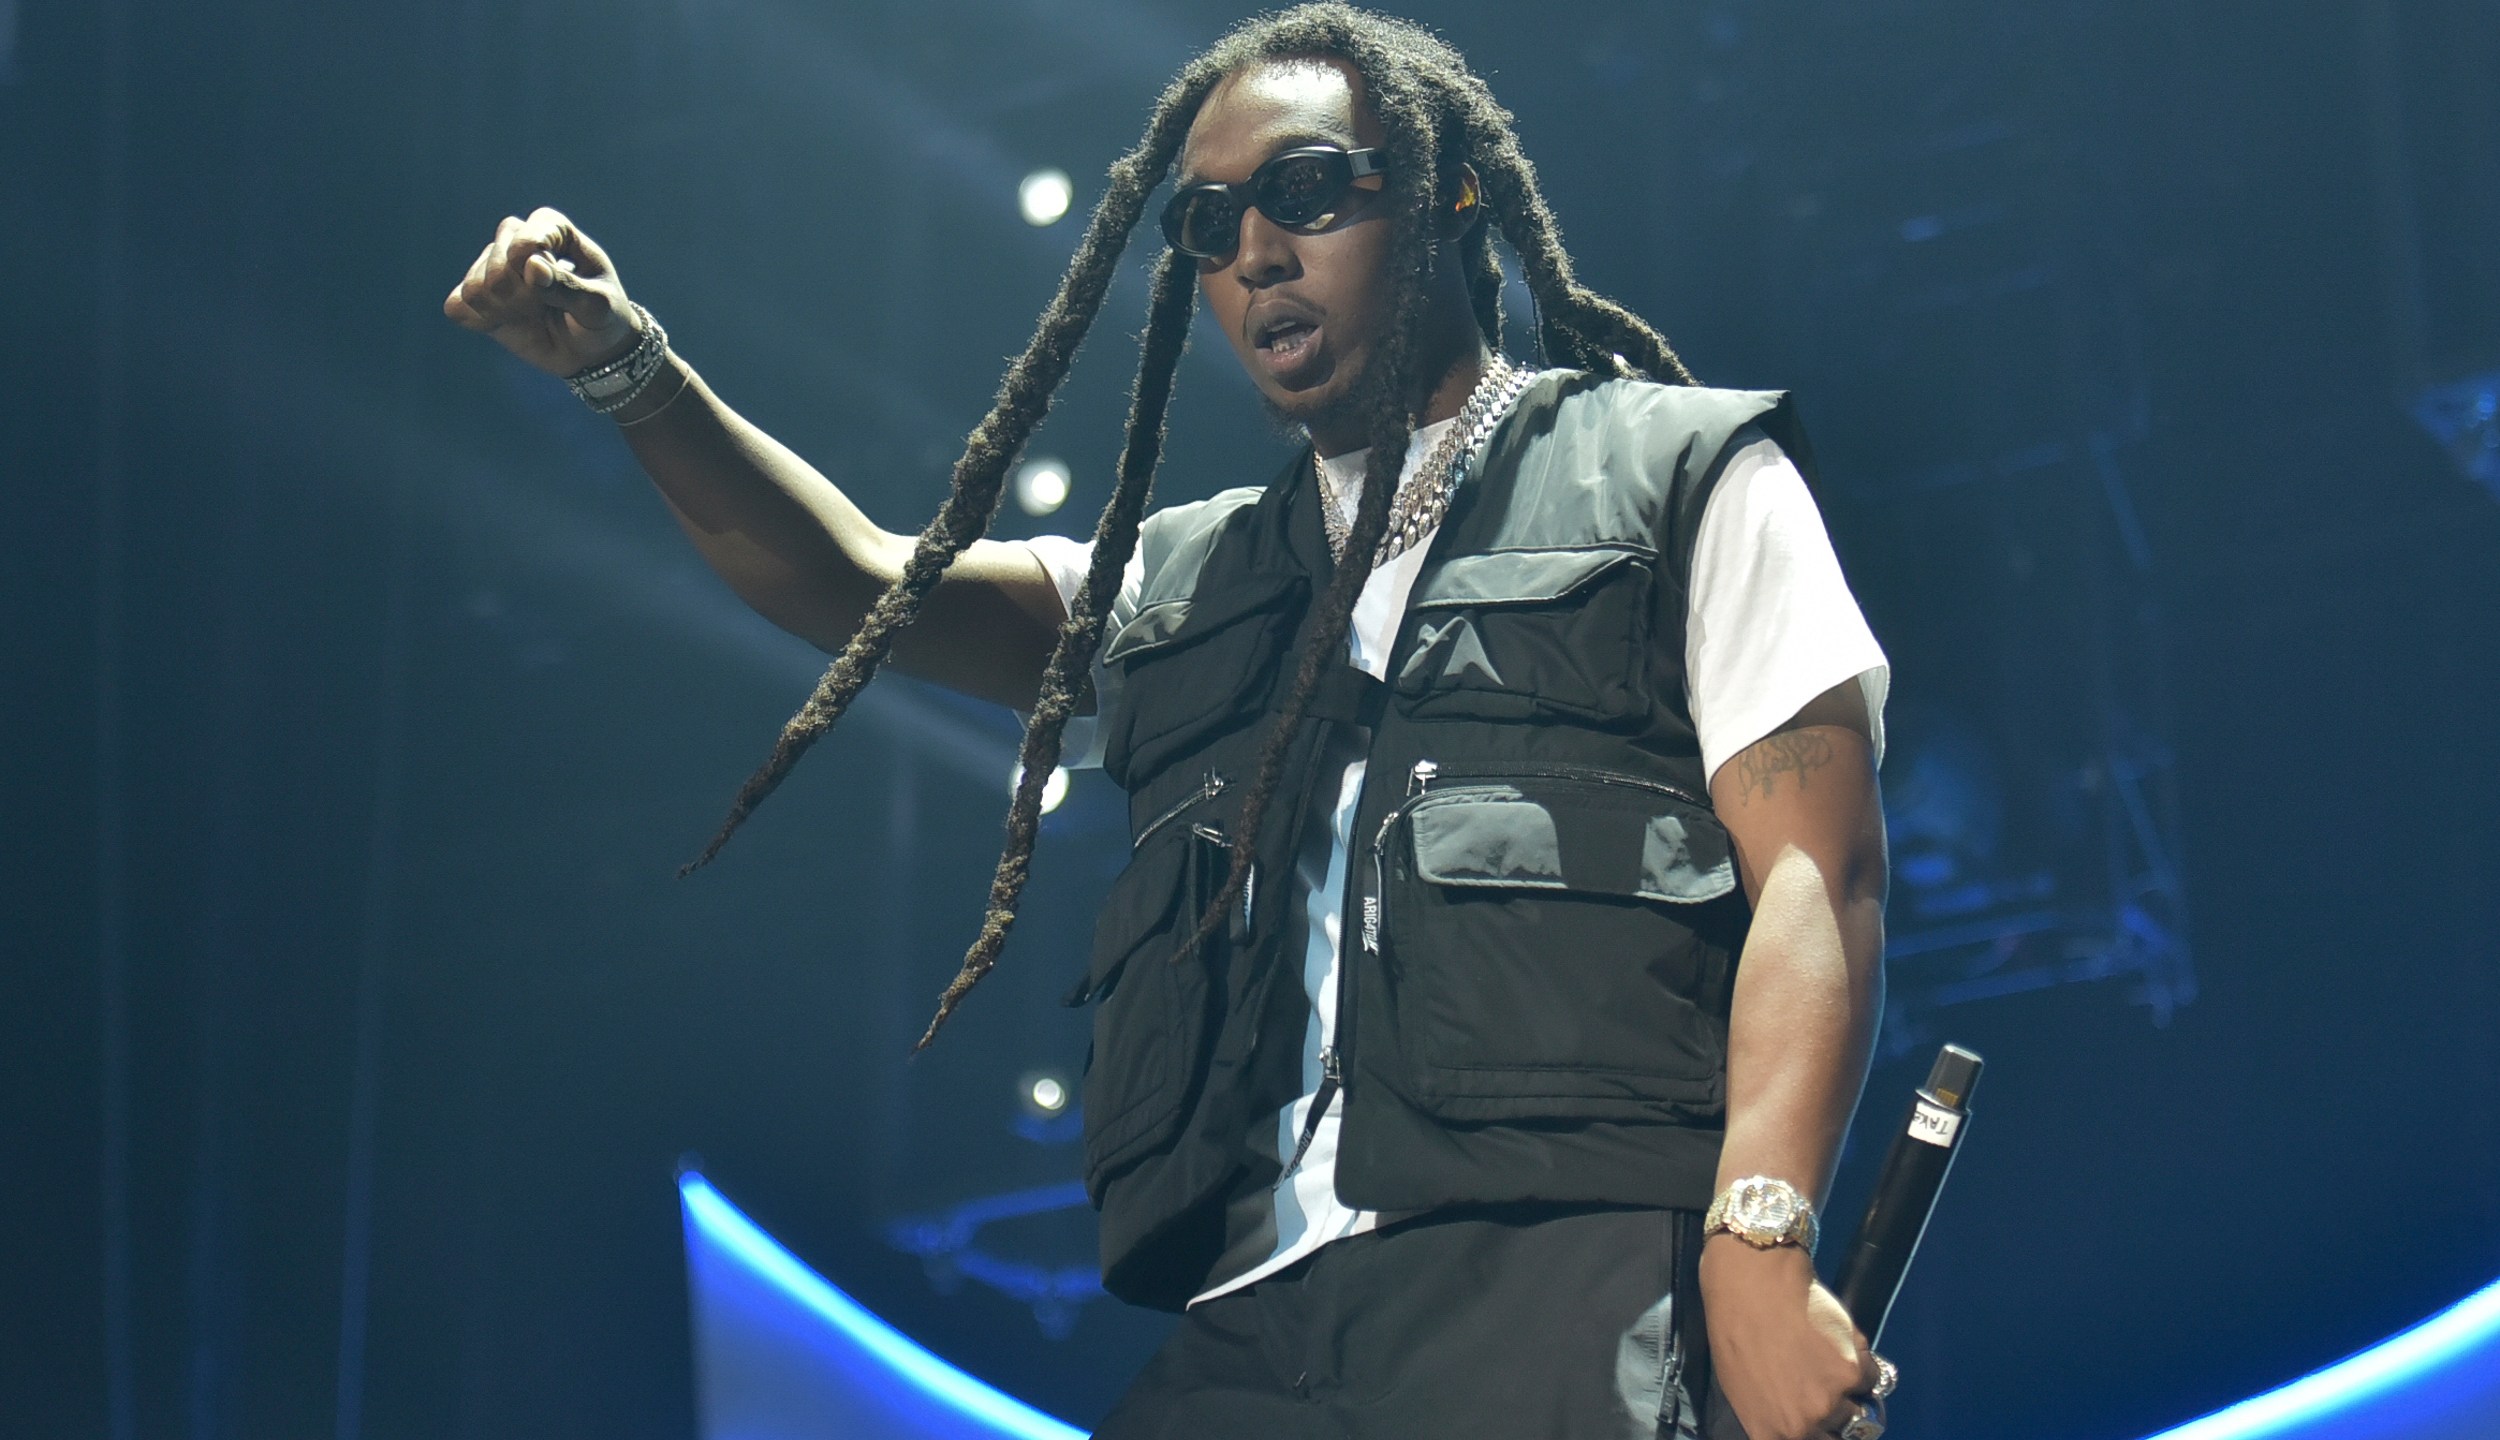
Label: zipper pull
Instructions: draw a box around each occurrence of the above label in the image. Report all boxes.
[1232,861,1257,945]
[1376,758,1438,854]
[1275,1052,1342,1188]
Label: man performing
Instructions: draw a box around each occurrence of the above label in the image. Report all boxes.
[447,8,1894,1437]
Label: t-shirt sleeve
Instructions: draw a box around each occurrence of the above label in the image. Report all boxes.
[1018,533,1145,771]
[1684,429,1889,790]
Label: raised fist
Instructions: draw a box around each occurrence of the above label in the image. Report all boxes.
[443,207,639,378]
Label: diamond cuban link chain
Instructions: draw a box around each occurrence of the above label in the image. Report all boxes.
[1317,355,1536,567]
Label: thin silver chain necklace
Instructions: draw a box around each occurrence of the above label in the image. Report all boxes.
[1316,355,1535,567]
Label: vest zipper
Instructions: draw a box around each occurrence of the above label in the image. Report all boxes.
[1363,758,1439,957]
[1279,759,1436,1189]
[1414,759,1707,811]
[1133,769,1227,850]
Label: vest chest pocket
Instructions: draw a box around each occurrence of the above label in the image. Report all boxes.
[1102,575,1306,793]
[1073,815,1229,1196]
[1394,545,1658,727]
[1370,771,1744,1123]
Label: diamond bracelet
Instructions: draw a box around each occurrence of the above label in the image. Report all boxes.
[564,303,671,416]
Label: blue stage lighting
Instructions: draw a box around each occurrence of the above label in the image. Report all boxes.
[2139,1275,2500,1440]
[681,1172,1085,1440]
[2409,371,2500,502]
[684,1167,2500,1440]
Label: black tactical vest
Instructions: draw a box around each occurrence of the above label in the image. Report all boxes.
[1069,372,1812,1309]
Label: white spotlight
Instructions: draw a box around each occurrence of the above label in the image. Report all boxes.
[1014,457,1072,516]
[1028,1076,1067,1113]
[1018,168,1073,227]
[1010,763,1071,815]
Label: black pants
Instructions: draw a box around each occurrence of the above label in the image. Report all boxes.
[1094,1205,1737,1440]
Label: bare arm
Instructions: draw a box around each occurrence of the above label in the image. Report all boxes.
[443,208,1066,712]
[1700,678,1889,1440]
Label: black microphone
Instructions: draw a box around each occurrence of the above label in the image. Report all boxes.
[1835,1043,1984,1347]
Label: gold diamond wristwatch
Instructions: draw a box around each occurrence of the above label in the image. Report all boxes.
[1704,1176,1820,1253]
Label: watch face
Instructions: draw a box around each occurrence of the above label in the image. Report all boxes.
[1732,1179,1798,1236]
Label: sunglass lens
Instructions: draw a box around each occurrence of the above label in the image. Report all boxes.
[1255,151,1347,228]
[1169,190,1240,258]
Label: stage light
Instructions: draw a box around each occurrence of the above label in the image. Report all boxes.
[1022,1072,1068,1115]
[1018,168,1073,227]
[1014,457,1071,516]
[1010,763,1070,815]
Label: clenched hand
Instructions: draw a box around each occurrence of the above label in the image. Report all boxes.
[443,206,640,379]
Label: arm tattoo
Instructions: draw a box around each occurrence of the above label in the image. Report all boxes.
[1734,729,1836,803]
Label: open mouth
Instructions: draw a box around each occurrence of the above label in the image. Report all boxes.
[1258,318,1317,356]
[1255,318,1321,369]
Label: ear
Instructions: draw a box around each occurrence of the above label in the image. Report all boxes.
[1437,162,1484,241]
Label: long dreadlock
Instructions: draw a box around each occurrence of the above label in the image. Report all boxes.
[682,5,1702,1048]
[916,246,1199,1047]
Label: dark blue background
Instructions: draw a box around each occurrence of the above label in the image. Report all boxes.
[6,2,2498,1437]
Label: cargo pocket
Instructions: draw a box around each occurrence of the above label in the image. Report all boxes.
[1075,819,1230,1194]
[1101,575,1305,792]
[1394,545,1656,727]
[1373,770,1741,1122]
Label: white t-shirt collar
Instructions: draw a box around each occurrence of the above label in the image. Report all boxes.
[1313,415,1462,530]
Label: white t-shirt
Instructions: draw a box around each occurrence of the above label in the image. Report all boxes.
[1021,416,1887,1306]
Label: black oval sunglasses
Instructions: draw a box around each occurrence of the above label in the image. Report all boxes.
[1160,146,1391,260]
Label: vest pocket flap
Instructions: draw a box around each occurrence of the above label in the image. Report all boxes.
[1102,574,1304,668]
[1408,543,1652,611]
[1408,784,1736,905]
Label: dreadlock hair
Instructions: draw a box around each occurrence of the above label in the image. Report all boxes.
[681,4,1701,1049]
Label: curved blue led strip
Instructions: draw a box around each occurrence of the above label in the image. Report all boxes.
[680,1172,1085,1440]
[682,1168,2500,1440]
[2138,1273,2500,1440]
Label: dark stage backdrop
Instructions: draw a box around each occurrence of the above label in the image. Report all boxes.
[6,2,2499,1438]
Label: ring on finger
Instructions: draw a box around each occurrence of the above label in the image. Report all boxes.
[1839,1404,1886,1440]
